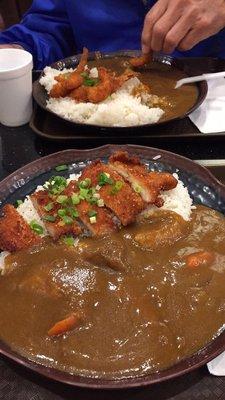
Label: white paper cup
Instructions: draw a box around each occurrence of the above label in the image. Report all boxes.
[0,49,33,127]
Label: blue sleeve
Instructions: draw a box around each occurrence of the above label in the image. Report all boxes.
[0,0,75,69]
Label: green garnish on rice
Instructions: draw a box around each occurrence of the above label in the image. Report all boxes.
[55,164,68,172]
[30,220,44,235]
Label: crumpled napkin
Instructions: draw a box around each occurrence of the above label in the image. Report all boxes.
[207,352,225,376]
[189,77,225,133]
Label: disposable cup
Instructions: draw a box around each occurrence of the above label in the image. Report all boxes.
[0,49,33,127]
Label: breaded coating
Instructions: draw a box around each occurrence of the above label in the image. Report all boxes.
[0,204,41,252]
[65,181,117,236]
[31,190,81,240]
[81,161,145,225]
[129,53,152,68]
[109,151,177,205]
[50,47,88,98]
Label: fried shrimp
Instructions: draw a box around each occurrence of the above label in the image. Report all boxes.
[71,68,138,104]
[129,53,152,68]
[86,67,114,103]
[69,85,88,102]
[50,48,89,98]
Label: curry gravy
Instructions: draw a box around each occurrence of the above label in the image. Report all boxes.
[0,205,225,379]
[88,57,199,121]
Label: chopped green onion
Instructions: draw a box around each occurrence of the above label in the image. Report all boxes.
[68,208,79,219]
[134,185,142,194]
[63,236,75,246]
[58,209,67,217]
[30,220,44,235]
[98,172,114,186]
[56,195,68,204]
[62,215,73,225]
[44,176,67,195]
[83,77,99,87]
[16,199,23,207]
[43,215,56,222]
[44,202,54,212]
[97,199,104,207]
[79,188,90,200]
[88,210,97,218]
[90,216,97,224]
[110,180,124,195]
[81,72,88,78]
[78,178,91,189]
[88,196,98,205]
[55,164,68,172]
[71,193,80,205]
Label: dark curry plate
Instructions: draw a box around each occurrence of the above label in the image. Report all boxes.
[32,51,207,135]
[0,144,224,389]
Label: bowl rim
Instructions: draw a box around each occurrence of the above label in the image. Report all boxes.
[0,143,225,389]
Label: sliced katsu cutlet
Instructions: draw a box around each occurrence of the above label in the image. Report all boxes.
[0,204,41,252]
[80,160,145,226]
[64,181,117,236]
[31,189,81,240]
[109,151,177,206]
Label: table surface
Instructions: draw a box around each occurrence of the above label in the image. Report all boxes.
[0,64,225,399]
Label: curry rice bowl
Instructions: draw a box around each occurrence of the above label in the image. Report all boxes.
[40,67,164,127]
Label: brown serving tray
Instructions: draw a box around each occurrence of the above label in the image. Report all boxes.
[30,104,225,141]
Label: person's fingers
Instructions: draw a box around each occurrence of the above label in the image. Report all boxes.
[162,15,193,54]
[150,10,181,52]
[178,25,213,51]
[141,0,168,54]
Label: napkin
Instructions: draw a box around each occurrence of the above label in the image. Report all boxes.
[189,77,225,133]
[207,352,225,376]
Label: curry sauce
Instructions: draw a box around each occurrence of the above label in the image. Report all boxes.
[89,57,199,121]
[0,205,225,379]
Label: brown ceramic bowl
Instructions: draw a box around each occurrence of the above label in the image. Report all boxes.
[0,144,225,389]
[32,50,208,135]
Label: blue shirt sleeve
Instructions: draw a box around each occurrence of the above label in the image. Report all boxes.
[0,0,75,69]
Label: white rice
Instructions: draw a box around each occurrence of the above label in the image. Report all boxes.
[39,66,74,93]
[40,67,164,127]
[141,173,194,221]
[17,196,47,235]
[0,173,193,273]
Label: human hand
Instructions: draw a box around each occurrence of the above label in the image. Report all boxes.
[142,0,225,54]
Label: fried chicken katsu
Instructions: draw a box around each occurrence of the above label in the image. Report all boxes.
[109,151,177,205]
[0,151,179,252]
[0,204,41,252]
[31,189,82,240]
[64,181,117,236]
[81,160,145,225]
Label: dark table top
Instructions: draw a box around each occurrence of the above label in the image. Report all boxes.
[0,118,225,183]
[0,63,225,399]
